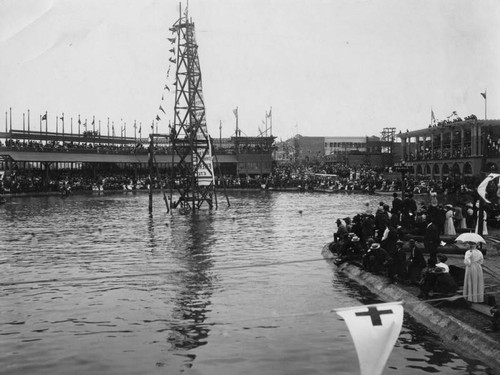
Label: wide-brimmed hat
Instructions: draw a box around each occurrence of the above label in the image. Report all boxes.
[370,243,380,250]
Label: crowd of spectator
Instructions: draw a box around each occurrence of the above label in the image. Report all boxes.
[328,191,489,305]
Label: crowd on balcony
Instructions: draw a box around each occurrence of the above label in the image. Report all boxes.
[0,137,274,155]
[405,144,472,161]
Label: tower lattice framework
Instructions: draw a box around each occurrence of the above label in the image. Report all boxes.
[169,10,218,210]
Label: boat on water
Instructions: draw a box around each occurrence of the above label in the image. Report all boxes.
[374,189,428,197]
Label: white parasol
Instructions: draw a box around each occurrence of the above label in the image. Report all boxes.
[455,232,486,244]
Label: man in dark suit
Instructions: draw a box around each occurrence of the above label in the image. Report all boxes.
[424,219,440,264]
[392,192,403,214]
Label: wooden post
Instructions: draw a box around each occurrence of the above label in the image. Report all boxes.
[148,133,154,212]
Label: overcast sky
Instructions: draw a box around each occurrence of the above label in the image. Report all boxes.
[0,0,499,140]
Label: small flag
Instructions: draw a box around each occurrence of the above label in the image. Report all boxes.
[92,119,95,125]
[169,57,176,63]
[78,118,81,125]
[481,91,487,99]
[233,108,238,118]
[139,126,141,133]
[159,105,166,114]
[156,115,161,121]
[169,26,176,33]
[60,115,64,121]
[41,113,47,121]
[431,109,436,123]
[267,108,272,118]
[165,84,170,91]
[167,37,176,43]
[169,48,175,54]
[335,302,403,375]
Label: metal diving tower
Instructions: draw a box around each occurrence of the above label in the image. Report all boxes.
[168,6,228,211]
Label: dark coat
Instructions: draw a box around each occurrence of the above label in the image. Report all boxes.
[392,197,403,213]
[424,223,440,254]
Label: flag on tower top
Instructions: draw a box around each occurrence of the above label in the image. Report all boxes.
[481,91,487,99]
[41,113,47,121]
[335,301,403,375]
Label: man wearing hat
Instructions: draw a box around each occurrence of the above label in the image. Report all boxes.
[335,235,364,266]
[333,219,348,242]
[407,238,426,285]
[363,242,389,274]
[424,218,440,264]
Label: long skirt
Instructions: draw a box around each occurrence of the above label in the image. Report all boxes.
[463,263,484,303]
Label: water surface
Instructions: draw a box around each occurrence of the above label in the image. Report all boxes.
[0,191,493,374]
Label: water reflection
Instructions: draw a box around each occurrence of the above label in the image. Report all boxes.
[166,212,216,367]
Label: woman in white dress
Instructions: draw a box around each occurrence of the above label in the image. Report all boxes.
[444,204,456,236]
[463,242,484,303]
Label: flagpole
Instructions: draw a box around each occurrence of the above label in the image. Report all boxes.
[6,111,8,133]
[78,115,81,136]
[270,106,272,136]
[56,116,58,136]
[99,120,101,141]
[485,88,487,120]
[27,109,30,135]
[45,111,48,141]
[9,107,12,131]
[62,113,64,136]
[39,114,41,133]
[23,112,25,134]
[219,120,222,146]
[71,117,73,135]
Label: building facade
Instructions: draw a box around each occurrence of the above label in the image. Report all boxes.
[398,119,500,179]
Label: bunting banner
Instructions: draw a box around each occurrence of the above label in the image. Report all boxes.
[477,173,500,203]
[335,301,403,375]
